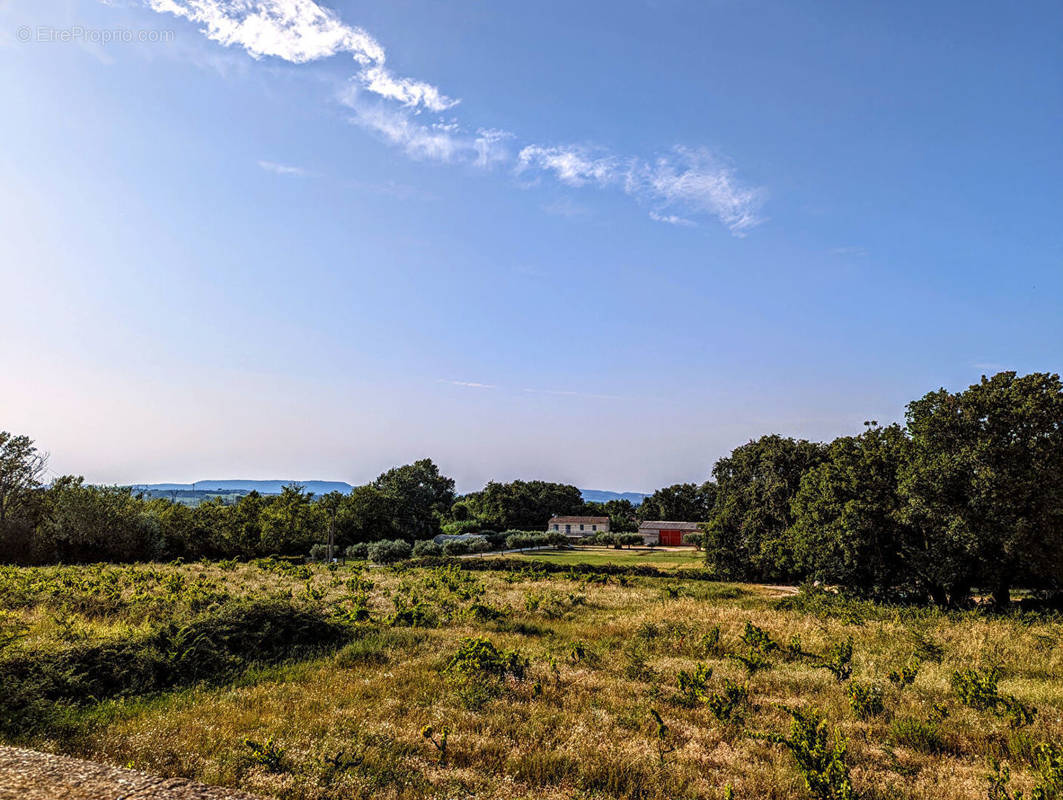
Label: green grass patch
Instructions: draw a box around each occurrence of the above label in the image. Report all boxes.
[498,547,704,569]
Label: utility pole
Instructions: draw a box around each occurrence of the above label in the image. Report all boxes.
[322,491,341,563]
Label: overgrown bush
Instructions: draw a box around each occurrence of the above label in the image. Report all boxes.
[728,648,772,675]
[244,737,286,772]
[952,666,1004,711]
[706,679,750,722]
[368,539,412,564]
[344,543,369,560]
[0,598,350,737]
[741,621,780,654]
[443,636,527,708]
[887,661,919,688]
[817,637,854,682]
[846,682,885,719]
[442,520,481,536]
[952,666,1037,728]
[675,662,713,706]
[524,589,585,619]
[442,539,470,556]
[761,707,856,800]
[413,540,442,557]
[505,532,551,550]
[987,744,1063,800]
[700,625,722,655]
[388,594,437,628]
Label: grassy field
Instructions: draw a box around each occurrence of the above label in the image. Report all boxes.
[497,547,707,570]
[1,559,1061,800]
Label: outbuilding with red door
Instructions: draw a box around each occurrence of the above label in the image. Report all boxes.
[638,520,702,546]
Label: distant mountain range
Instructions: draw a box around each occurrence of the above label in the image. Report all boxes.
[129,481,648,505]
[131,480,354,495]
[581,489,649,505]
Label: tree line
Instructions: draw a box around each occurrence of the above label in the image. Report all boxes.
[705,372,1063,606]
[1,371,1060,606]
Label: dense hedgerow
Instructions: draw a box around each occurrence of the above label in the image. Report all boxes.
[0,598,349,737]
[406,555,721,581]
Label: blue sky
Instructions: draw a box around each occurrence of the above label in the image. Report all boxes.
[1,0,1060,493]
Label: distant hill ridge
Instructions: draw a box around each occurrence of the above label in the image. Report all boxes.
[129,481,647,504]
[580,489,649,505]
[131,480,354,495]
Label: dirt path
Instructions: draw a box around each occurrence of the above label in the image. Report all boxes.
[0,746,262,800]
[759,584,800,597]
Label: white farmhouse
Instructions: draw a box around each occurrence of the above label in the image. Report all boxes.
[547,515,610,540]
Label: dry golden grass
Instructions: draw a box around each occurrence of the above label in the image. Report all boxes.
[2,560,1061,800]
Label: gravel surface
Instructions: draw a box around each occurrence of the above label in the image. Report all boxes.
[0,746,263,800]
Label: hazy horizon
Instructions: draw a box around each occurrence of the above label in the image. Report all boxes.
[0,376,994,495]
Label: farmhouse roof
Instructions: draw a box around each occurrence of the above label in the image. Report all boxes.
[548,516,609,524]
[638,520,703,531]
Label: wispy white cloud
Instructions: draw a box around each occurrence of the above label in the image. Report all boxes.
[972,362,1006,373]
[138,0,765,235]
[439,379,496,389]
[340,87,513,165]
[472,128,513,169]
[517,145,620,187]
[258,159,309,176]
[649,211,695,227]
[147,0,381,63]
[146,0,453,111]
[631,148,763,235]
[360,65,456,112]
[517,145,762,234]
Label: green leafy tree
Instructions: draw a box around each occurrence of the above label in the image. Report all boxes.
[188,496,236,558]
[260,484,318,554]
[637,482,716,522]
[791,423,917,598]
[231,490,266,556]
[337,484,396,545]
[706,435,827,582]
[900,372,1063,606]
[37,477,161,562]
[583,498,638,531]
[373,459,455,539]
[0,431,46,527]
[459,480,584,530]
[319,490,343,561]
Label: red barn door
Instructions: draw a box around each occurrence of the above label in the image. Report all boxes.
[660,529,682,546]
